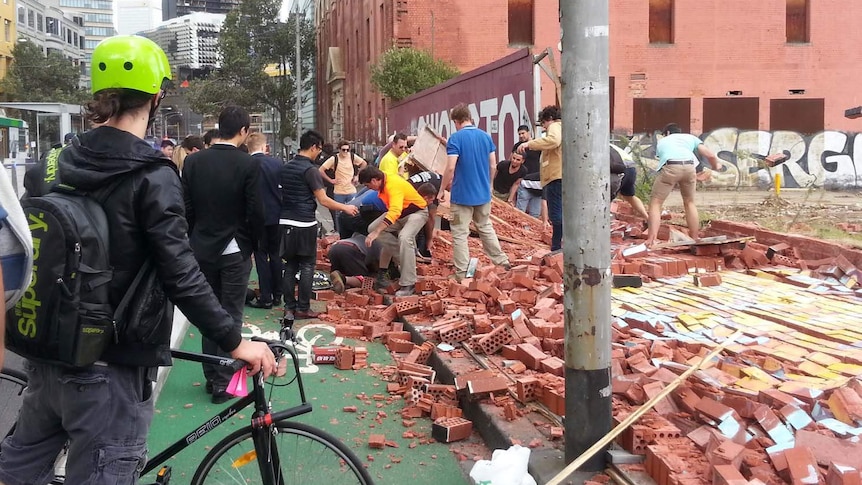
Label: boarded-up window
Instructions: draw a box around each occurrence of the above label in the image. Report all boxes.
[787,0,809,43]
[649,0,673,44]
[508,0,534,46]
[770,99,824,134]
[609,77,615,131]
[703,98,760,132]
[633,98,690,134]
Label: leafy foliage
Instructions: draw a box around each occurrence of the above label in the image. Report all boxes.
[370,47,460,101]
[0,41,88,104]
[184,0,316,146]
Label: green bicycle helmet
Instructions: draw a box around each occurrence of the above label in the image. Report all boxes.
[91,35,171,95]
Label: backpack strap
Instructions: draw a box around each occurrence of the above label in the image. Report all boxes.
[112,259,153,325]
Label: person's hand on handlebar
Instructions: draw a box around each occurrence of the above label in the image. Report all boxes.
[230,339,277,378]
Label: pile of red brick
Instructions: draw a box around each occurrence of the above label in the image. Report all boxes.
[610,319,862,485]
[308,200,862,483]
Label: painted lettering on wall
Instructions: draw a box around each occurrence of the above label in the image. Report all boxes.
[409,90,532,161]
[627,128,862,190]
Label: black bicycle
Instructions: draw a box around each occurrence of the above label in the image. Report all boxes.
[0,336,374,485]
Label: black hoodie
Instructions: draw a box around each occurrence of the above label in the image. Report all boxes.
[58,126,242,366]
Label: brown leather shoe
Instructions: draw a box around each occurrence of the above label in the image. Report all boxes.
[294,310,321,319]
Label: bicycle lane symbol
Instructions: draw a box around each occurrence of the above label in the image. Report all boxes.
[242,323,343,374]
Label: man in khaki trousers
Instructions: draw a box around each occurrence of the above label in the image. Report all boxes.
[438,103,511,280]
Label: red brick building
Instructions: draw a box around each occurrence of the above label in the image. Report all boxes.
[316,0,862,144]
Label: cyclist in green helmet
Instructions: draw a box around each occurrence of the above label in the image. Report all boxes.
[0,35,276,485]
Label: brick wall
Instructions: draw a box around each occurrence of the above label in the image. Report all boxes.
[317,0,862,144]
[611,0,862,133]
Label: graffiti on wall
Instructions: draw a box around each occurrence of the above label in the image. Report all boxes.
[627,128,862,190]
[409,90,532,162]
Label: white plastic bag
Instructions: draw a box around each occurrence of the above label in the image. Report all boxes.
[469,444,537,485]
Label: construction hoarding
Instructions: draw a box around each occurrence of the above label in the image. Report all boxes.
[388,48,535,163]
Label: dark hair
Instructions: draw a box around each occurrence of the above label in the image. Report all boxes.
[450,103,471,123]
[338,139,350,149]
[358,166,384,184]
[393,133,408,143]
[321,143,335,156]
[160,138,175,148]
[181,135,204,151]
[203,128,219,146]
[299,129,325,150]
[517,125,531,133]
[538,105,561,122]
[417,182,436,198]
[662,123,682,135]
[217,105,250,139]
[84,89,153,124]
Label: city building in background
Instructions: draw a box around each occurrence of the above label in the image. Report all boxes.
[116,0,161,35]
[161,0,239,21]
[0,0,14,81]
[15,0,87,76]
[54,0,115,53]
[294,0,315,136]
[139,12,224,139]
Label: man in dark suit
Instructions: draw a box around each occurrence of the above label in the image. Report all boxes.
[182,105,264,404]
[246,132,284,309]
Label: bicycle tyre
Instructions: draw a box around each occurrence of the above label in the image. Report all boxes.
[192,421,374,485]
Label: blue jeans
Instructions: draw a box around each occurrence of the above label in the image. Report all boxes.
[516,185,542,217]
[331,193,355,233]
[544,179,563,251]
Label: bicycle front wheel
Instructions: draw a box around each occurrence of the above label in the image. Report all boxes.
[192,421,373,485]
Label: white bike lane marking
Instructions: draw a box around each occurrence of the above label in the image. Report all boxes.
[242,323,343,374]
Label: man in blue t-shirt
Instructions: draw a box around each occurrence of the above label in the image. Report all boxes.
[645,123,721,247]
[438,103,510,280]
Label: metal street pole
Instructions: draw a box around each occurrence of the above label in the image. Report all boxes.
[295,5,302,140]
[560,0,612,473]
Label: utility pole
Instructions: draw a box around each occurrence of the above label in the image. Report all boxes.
[294,3,302,140]
[560,0,612,473]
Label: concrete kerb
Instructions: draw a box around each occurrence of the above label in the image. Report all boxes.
[399,313,597,484]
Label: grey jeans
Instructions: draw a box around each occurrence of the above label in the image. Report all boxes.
[0,361,154,485]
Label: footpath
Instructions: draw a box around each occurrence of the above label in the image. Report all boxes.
[144,299,484,484]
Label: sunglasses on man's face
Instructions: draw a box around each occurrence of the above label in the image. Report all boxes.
[341,148,350,152]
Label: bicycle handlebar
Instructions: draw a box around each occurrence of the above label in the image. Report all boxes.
[170,337,292,375]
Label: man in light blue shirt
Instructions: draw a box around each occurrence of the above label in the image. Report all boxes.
[645,123,721,247]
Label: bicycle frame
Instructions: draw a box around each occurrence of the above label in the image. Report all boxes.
[143,345,309,481]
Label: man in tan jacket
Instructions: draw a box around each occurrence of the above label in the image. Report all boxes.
[518,105,562,250]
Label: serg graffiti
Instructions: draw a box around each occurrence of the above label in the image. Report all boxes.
[628,128,862,190]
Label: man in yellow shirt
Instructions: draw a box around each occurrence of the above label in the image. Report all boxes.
[359,166,429,296]
[378,133,408,179]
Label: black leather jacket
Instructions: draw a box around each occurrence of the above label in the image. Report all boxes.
[57,127,242,367]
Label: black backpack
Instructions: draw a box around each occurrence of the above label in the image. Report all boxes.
[6,182,147,367]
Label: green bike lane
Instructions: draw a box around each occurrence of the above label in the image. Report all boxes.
[144,303,474,484]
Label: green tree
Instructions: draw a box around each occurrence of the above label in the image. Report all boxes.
[185,0,316,150]
[0,41,87,104]
[370,47,460,101]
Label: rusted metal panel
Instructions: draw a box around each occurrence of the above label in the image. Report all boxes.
[648,0,674,44]
[632,97,691,134]
[508,0,534,47]
[703,97,760,132]
[388,48,535,162]
[770,98,824,135]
